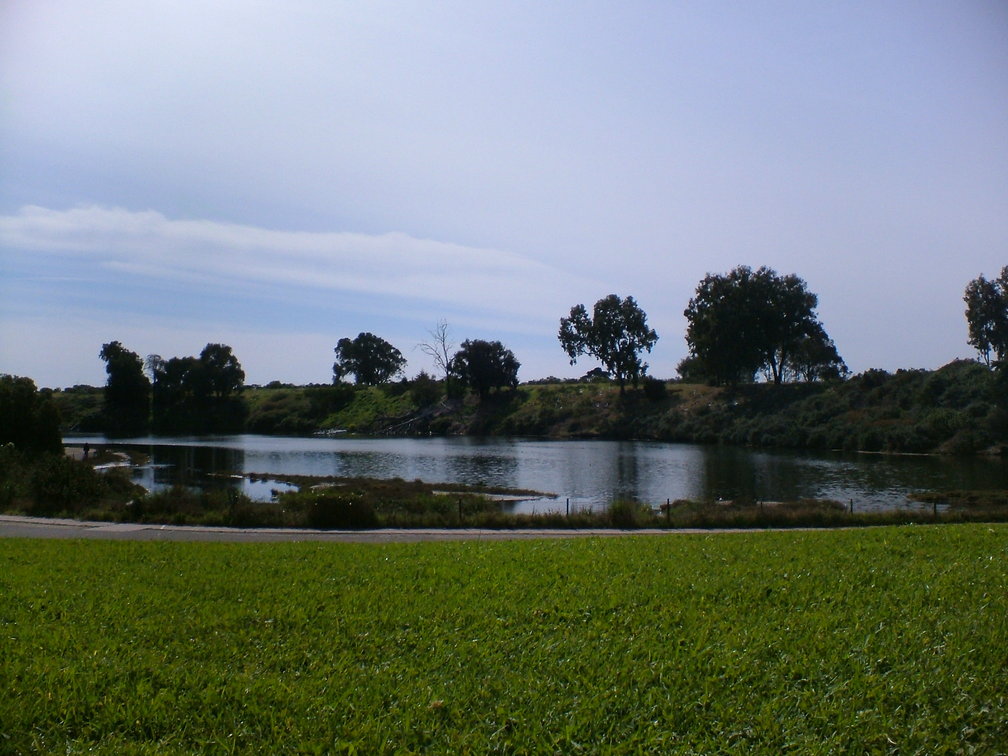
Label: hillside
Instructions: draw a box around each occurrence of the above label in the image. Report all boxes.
[50,360,1006,455]
[408,360,1005,454]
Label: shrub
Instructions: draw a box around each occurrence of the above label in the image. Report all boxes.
[293,490,378,530]
[0,375,63,455]
[642,377,667,401]
[608,500,653,529]
[921,408,967,440]
[410,371,442,407]
[28,454,104,515]
[858,428,885,452]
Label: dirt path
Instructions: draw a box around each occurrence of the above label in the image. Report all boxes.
[0,515,745,543]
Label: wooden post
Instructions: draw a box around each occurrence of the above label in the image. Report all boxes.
[566,498,569,517]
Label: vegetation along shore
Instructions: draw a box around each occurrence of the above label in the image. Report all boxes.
[46,357,1008,455]
[1,265,1005,527]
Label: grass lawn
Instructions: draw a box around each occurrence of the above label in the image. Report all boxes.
[2,524,1006,754]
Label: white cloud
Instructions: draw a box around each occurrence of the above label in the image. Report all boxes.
[0,204,603,324]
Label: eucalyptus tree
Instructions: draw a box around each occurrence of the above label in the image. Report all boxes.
[558,294,658,394]
[148,343,246,433]
[683,266,845,385]
[964,266,1008,368]
[334,332,407,386]
[451,339,520,400]
[99,341,151,435]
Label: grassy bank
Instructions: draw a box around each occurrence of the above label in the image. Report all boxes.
[2,525,1006,753]
[51,359,1006,454]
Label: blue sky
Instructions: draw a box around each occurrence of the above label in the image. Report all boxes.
[2,1,1006,388]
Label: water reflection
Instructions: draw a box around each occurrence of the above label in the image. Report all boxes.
[67,434,1007,512]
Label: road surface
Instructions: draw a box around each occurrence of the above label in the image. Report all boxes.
[0,515,738,543]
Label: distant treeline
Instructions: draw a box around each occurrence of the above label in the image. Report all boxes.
[5,263,1006,446]
[97,341,247,435]
[35,358,1007,455]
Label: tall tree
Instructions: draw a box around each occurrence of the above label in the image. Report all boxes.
[451,339,520,400]
[149,355,202,433]
[558,294,658,394]
[334,332,407,386]
[99,341,150,435]
[684,266,844,385]
[964,267,1008,367]
[200,343,245,398]
[148,345,246,433]
[682,268,762,385]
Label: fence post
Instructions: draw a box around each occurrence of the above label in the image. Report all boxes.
[849,499,854,514]
[566,498,570,517]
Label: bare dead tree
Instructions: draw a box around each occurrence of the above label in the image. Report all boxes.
[417,319,454,390]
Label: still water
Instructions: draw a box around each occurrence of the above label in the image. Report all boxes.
[66,434,1007,514]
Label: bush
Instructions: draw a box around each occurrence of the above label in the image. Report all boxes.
[410,371,443,407]
[0,376,63,455]
[858,428,885,452]
[28,454,104,515]
[608,500,653,529]
[130,486,264,526]
[642,377,667,401]
[295,490,378,530]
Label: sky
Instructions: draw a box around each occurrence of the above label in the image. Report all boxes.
[2,1,1006,389]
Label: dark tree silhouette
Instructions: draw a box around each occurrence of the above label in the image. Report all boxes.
[418,319,454,389]
[200,343,245,398]
[0,375,62,455]
[334,332,407,386]
[684,266,845,385]
[99,341,151,435]
[451,339,520,400]
[149,344,246,433]
[559,294,658,394]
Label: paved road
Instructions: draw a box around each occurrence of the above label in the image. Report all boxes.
[0,515,734,543]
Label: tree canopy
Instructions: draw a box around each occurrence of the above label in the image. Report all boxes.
[0,375,62,455]
[964,266,1008,368]
[683,266,846,385]
[149,343,247,433]
[451,339,520,400]
[199,343,245,398]
[558,294,658,394]
[100,341,151,435]
[334,333,407,386]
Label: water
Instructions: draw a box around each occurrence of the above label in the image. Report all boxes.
[65,434,1007,514]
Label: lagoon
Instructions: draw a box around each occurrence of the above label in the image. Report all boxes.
[64,434,1007,514]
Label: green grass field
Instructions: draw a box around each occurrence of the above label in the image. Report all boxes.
[2,525,1006,754]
